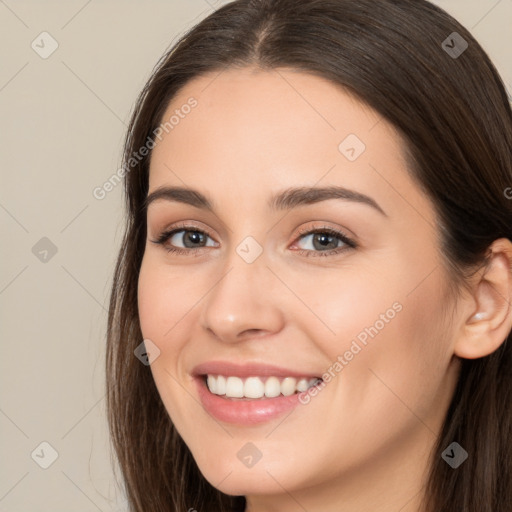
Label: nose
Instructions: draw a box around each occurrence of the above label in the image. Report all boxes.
[199,256,285,344]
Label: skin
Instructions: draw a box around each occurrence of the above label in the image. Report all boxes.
[137,67,512,512]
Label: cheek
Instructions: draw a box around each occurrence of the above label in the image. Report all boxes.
[137,255,194,343]
[297,271,452,476]
[137,255,205,406]
[137,261,166,341]
[308,255,451,411]
[291,261,405,360]
[137,257,196,427]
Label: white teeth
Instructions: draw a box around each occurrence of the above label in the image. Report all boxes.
[225,376,244,397]
[264,376,281,398]
[216,375,226,395]
[207,375,217,394]
[206,374,322,398]
[281,377,296,396]
[297,378,309,392]
[244,377,265,398]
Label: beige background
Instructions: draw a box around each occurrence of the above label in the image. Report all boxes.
[0,1,510,510]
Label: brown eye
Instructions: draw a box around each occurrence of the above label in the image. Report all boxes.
[150,224,217,255]
[293,226,357,258]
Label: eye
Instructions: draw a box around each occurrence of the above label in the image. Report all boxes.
[150,222,357,257]
[292,225,357,257]
[150,222,217,255]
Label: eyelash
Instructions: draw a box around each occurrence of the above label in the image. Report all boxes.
[150,222,357,258]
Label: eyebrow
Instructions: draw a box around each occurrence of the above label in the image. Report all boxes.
[145,185,387,216]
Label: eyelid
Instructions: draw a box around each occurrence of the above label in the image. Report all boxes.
[295,223,356,245]
[151,220,215,241]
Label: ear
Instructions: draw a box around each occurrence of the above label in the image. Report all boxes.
[454,238,512,359]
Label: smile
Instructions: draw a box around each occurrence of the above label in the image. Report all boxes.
[205,374,322,399]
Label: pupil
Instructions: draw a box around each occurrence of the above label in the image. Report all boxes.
[314,233,336,250]
[185,231,204,247]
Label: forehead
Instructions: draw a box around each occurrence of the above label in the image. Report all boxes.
[152,66,388,165]
[148,67,431,223]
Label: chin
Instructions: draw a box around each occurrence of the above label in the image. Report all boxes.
[194,455,305,497]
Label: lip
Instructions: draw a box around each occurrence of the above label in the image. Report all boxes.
[191,360,322,426]
[194,375,308,425]
[191,360,321,379]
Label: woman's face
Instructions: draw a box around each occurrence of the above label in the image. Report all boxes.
[138,67,461,506]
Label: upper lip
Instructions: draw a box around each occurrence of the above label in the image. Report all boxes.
[192,360,321,379]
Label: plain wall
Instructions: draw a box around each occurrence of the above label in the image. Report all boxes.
[1,1,510,510]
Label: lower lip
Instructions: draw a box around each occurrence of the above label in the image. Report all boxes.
[194,376,305,425]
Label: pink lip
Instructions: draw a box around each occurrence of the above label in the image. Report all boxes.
[191,360,321,379]
[194,376,306,425]
[191,360,322,426]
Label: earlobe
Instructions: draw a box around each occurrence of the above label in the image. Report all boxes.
[454,238,512,360]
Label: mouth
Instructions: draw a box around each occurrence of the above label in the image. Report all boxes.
[191,360,324,424]
[203,374,323,400]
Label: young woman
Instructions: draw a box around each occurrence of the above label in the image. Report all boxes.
[106,1,512,510]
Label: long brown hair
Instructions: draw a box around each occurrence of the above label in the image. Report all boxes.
[105,1,512,510]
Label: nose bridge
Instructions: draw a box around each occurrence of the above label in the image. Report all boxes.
[199,241,284,342]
